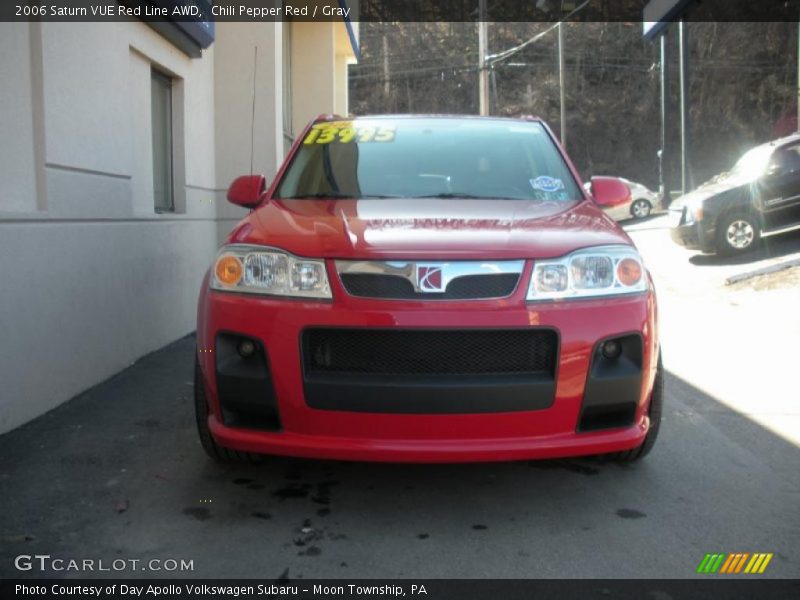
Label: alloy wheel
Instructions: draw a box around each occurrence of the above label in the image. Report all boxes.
[631,199,651,218]
[726,219,755,249]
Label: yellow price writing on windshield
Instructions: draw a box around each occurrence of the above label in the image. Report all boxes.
[304,122,396,145]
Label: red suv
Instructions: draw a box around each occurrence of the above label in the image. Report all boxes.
[195,116,662,463]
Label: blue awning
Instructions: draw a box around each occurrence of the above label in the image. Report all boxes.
[339,0,361,60]
[643,0,694,39]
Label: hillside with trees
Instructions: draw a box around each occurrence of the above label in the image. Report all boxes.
[349,21,798,191]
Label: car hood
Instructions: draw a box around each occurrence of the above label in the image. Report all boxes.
[229,198,633,260]
[672,176,745,208]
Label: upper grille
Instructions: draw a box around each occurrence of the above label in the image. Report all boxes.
[340,273,520,300]
[302,329,558,376]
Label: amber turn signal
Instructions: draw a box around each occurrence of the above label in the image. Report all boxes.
[215,255,243,286]
[616,258,642,287]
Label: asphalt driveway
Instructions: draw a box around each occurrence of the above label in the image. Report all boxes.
[1,223,799,580]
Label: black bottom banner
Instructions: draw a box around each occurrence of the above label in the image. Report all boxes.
[2,579,799,600]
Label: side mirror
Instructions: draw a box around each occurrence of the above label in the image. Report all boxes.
[227,175,266,209]
[589,176,631,208]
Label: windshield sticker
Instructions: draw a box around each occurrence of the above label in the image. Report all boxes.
[530,176,565,193]
[304,122,396,145]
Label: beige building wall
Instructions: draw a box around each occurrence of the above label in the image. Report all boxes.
[213,21,285,240]
[290,21,358,137]
[0,18,356,434]
[0,21,221,434]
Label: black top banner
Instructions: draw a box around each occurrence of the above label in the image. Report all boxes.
[2,0,799,22]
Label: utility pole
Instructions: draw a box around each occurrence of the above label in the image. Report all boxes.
[659,32,671,208]
[679,18,692,194]
[558,22,566,148]
[797,20,799,130]
[382,32,390,100]
[478,0,490,115]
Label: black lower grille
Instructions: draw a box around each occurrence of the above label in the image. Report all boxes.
[340,273,519,300]
[302,329,557,377]
[216,333,281,431]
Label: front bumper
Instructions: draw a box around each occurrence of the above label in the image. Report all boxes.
[196,270,659,463]
[670,209,715,252]
[207,418,649,462]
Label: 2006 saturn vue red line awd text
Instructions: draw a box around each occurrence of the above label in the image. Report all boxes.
[195,115,662,464]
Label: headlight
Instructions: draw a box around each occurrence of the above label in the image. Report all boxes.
[527,245,648,301]
[683,198,704,224]
[687,206,704,224]
[210,245,331,299]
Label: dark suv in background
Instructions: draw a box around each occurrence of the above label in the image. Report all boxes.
[670,133,800,255]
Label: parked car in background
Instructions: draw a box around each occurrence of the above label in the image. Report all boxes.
[584,177,658,221]
[195,115,662,465]
[670,132,800,255]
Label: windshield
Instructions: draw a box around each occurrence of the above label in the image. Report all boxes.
[728,145,773,182]
[274,117,583,202]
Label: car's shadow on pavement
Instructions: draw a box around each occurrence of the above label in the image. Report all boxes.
[689,229,800,267]
[1,335,798,578]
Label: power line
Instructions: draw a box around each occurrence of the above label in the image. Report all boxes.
[350,59,794,83]
[485,0,591,65]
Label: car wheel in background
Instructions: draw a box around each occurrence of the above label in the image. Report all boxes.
[194,356,262,463]
[630,198,652,219]
[612,354,663,463]
[716,212,760,255]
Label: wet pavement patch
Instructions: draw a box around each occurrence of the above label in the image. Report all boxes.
[616,508,647,519]
[472,524,488,530]
[417,533,429,539]
[309,479,339,505]
[273,485,310,500]
[529,460,600,476]
[284,467,305,480]
[251,511,272,520]
[233,478,253,485]
[182,507,212,521]
[299,546,322,557]
[294,518,325,551]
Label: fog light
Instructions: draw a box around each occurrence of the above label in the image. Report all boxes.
[601,339,622,360]
[237,339,256,358]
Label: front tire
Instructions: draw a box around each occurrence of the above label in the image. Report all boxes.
[716,212,760,255]
[194,356,262,463]
[612,355,664,463]
[630,198,652,219]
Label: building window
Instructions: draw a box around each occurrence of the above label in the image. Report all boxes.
[151,68,174,212]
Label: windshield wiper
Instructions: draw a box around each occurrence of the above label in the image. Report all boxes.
[413,192,521,200]
[282,192,353,199]
[282,192,404,199]
[413,193,488,199]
